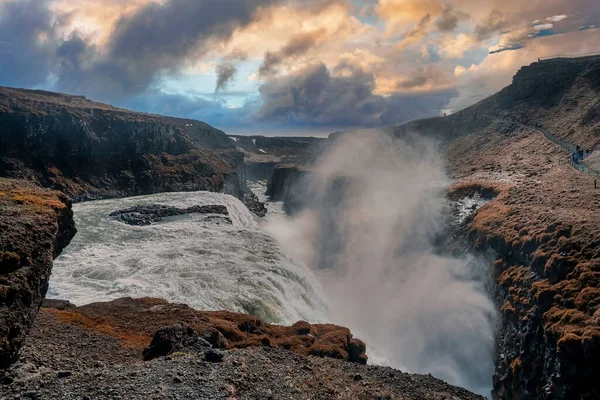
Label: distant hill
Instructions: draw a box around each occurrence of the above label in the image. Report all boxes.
[391,55,600,155]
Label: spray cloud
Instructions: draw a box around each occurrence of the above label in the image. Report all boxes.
[265,131,497,395]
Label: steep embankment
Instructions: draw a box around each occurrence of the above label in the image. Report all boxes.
[0,87,244,201]
[395,57,600,399]
[0,178,76,368]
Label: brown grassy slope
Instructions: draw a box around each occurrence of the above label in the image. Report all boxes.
[0,86,239,200]
[395,57,600,399]
[0,178,76,368]
[41,297,368,364]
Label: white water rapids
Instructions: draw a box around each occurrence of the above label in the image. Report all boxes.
[49,191,328,325]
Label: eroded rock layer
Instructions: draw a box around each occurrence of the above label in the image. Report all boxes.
[0,178,76,368]
[0,87,242,201]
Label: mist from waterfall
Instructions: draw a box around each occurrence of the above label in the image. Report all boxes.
[263,131,497,396]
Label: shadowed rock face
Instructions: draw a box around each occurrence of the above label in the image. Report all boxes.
[0,86,243,201]
[0,178,76,368]
[265,165,311,213]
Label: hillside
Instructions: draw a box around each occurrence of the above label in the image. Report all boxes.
[392,56,600,399]
[0,87,243,200]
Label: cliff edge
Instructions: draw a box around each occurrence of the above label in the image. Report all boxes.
[0,86,244,201]
[0,178,76,368]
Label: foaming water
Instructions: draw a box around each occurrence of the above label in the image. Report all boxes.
[49,191,328,325]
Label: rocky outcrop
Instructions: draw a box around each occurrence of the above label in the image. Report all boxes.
[3,306,485,400]
[0,178,76,368]
[246,161,279,182]
[142,324,213,361]
[40,297,368,365]
[0,86,244,201]
[109,204,229,226]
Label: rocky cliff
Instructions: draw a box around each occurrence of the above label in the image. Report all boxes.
[229,135,326,182]
[0,178,76,368]
[0,87,245,201]
[265,165,310,211]
[395,57,600,399]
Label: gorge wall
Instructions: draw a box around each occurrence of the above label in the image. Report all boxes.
[397,57,600,399]
[0,87,244,201]
[0,178,76,368]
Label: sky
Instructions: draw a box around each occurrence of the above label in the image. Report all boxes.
[0,0,599,136]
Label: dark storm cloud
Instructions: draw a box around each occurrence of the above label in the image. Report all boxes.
[256,62,455,127]
[0,0,54,87]
[53,0,281,101]
[435,6,470,32]
[215,62,238,91]
[474,10,509,41]
[259,29,326,77]
[398,75,428,90]
[397,66,446,90]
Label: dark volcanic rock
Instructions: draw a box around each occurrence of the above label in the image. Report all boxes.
[243,191,267,218]
[0,86,245,201]
[142,324,211,361]
[0,178,76,369]
[109,204,229,226]
[204,348,226,363]
[266,165,310,213]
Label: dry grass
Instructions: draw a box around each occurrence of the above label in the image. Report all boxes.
[46,309,151,350]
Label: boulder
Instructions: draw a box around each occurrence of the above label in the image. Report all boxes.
[110,204,229,226]
[142,324,211,361]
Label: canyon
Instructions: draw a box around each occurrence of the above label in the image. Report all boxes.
[1,55,599,399]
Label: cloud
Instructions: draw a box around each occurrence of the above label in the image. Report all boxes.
[258,29,326,77]
[436,6,470,32]
[396,65,450,91]
[0,0,54,87]
[54,0,281,101]
[474,9,510,41]
[376,0,444,35]
[397,14,432,50]
[447,27,600,112]
[256,61,455,127]
[546,15,568,22]
[215,62,238,91]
